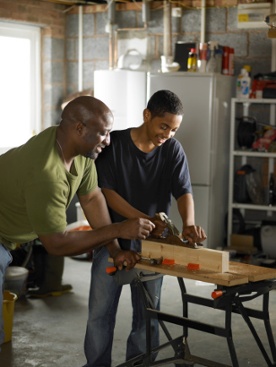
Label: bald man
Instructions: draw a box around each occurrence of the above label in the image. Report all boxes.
[0,96,155,347]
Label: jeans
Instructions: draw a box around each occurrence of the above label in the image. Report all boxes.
[83,247,163,367]
[0,244,12,347]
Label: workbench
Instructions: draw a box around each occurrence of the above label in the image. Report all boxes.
[115,260,276,367]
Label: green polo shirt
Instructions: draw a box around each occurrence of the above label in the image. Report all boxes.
[0,126,97,250]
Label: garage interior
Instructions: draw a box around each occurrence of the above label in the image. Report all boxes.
[1,0,276,366]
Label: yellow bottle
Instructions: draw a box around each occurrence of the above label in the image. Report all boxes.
[187,48,197,72]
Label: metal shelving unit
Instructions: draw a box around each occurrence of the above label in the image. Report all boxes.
[227,98,276,247]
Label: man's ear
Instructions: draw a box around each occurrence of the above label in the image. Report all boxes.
[76,121,84,135]
[143,108,151,122]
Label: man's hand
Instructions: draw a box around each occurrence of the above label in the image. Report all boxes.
[148,215,167,238]
[117,218,155,240]
[113,249,141,271]
[182,225,207,244]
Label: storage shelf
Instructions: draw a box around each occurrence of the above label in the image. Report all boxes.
[228,98,276,247]
[233,151,276,158]
[233,98,276,104]
[231,203,276,211]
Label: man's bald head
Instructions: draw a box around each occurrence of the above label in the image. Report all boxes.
[61,96,113,127]
[58,95,113,160]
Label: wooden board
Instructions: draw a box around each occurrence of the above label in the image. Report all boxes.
[107,258,276,287]
[141,240,229,273]
[134,261,276,286]
[229,261,276,282]
[134,261,248,287]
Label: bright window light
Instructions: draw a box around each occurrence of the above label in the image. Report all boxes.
[0,22,41,152]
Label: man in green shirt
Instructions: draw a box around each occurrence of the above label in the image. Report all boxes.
[0,96,155,346]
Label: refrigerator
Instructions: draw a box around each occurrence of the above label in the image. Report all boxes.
[94,70,234,249]
[147,73,234,248]
[94,69,147,131]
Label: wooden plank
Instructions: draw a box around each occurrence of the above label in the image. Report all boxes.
[229,261,276,282]
[134,261,248,287]
[107,257,247,286]
[107,260,276,287]
[142,240,229,273]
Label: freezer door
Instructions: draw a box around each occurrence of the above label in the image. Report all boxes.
[94,70,147,131]
[148,73,214,185]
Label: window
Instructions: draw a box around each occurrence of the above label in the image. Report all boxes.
[0,22,41,153]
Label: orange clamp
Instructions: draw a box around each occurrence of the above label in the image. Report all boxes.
[162,258,175,265]
[106,266,117,275]
[187,263,200,271]
[211,290,224,299]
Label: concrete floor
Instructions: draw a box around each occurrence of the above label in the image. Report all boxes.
[1,257,276,367]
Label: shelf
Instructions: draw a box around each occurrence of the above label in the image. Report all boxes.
[233,151,276,158]
[228,98,276,247]
[232,98,276,104]
[231,203,276,211]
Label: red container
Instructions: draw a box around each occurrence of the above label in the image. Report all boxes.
[222,46,230,75]
[229,48,234,76]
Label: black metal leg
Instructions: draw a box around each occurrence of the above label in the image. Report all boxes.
[235,296,274,366]
[115,276,276,367]
[224,302,239,367]
[263,292,276,363]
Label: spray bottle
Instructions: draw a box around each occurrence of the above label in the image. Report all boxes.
[206,41,218,73]
[236,68,251,99]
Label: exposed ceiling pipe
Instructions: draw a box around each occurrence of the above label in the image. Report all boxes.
[78,6,83,91]
[107,0,150,69]
[106,0,116,69]
[200,0,206,44]
[116,0,150,31]
[142,0,150,27]
[163,0,172,58]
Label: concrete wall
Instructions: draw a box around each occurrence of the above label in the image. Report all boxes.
[66,2,273,95]
[0,0,273,123]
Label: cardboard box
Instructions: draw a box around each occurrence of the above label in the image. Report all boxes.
[229,234,258,254]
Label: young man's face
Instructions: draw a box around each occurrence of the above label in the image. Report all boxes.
[145,110,183,147]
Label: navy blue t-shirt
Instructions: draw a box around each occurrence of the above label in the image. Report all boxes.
[96,128,192,251]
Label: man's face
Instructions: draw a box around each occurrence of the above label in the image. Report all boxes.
[79,114,113,160]
[145,110,183,147]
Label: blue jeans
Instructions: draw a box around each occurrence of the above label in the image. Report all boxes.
[0,244,12,347]
[83,247,163,367]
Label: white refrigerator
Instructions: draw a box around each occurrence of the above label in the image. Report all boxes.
[94,70,234,249]
[147,72,235,248]
[94,69,147,130]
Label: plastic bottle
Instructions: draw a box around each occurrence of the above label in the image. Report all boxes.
[206,41,217,73]
[236,68,251,99]
[198,43,207,72]
[187,48,197,72]
[228,48,234,76]
[215,47,223,73]
[222,46,230,75]
[243,64,252,77]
